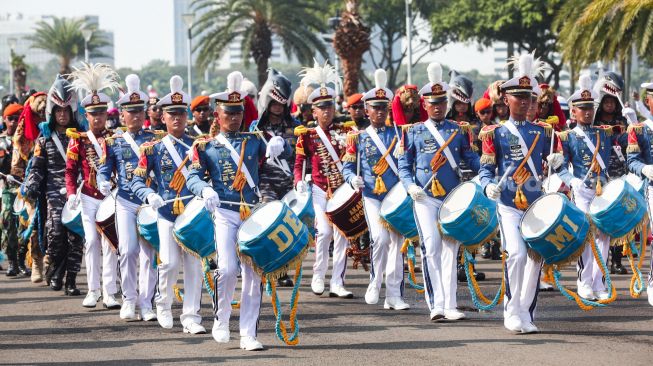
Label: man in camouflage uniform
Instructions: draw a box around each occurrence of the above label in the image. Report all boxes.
[187,95,213,137]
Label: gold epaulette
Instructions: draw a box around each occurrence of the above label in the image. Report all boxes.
[140,140,160,155]
[627,123,644,153]
[597,125,614,136]
[340,120,357,129]
[153,130,167,139]
[534,120,554,137]
[456,121,472,134]
[478,124,500,141]
[192,136,212,152]
[66,128,82,139]
[346,130,361,145]
[133,167,147,177]
[627,122,645,135]
[294,125,311,136]
[556,130,570,142]
[105,136,115,146]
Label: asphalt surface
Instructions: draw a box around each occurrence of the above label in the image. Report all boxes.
[1,253,652,365]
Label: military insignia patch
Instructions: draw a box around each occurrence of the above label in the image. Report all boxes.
[130,92,141,102]
[519,76,531,87]
[171,93,183,104]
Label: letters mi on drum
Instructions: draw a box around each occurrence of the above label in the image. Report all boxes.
[545,215,580,251]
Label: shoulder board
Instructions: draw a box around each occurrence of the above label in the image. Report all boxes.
[346,130,362,144]
[534,121,553,136]
[455,121,472,134]
[596,125,614,136]
[153,130,166,139]
[139,140,161,155]
[66,128,82,139]
[478,124,500,141]
[400,122,419,131]
[556,130,570,142]
[339,120,357,130]
[627,122,645,135]
[192,136,212,151]
[294,125,311,136]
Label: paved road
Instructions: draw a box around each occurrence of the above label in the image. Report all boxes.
[1,254,652,365]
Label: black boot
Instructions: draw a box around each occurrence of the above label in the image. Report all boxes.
[49,260,65,291]
[481,243,492,259]
[491,242,502,260]
[5,260,18,277]
[17,252,31,277]
[277,273,294,287]
[64,272,81,296]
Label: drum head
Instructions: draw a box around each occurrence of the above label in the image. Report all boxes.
[326,184,356,212]
[440,182,476,224]
[282,190,309,215]
[138,206,158,225]
[624,173,643,191]
[380,184,408,215]
[590,179,625,214]
[62,200,80,223]
[96,195,116,221]
[175,197,205,228]
[521,194,564,238]
[13,196,25,213]
[239,201,284,242]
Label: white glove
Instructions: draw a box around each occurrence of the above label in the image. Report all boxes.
[295,180,308,194]
[265,136,285,160]
[407,184,426,202]
[66,195,79,210]
[623,107,638,125]
[146,193,165,210]
[202,187,220,212]
[98,181,112,196]
[642,165,653,180]
[351,176,365,190]
[486,183,501,200]
[547,153,564,170]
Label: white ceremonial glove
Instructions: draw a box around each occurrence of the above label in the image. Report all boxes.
[66,195,79,210]
[546,153,564,170]
[295,180,308,194]
[622,107,638,125]
[266,136,285,160]
[98,181,112,196]
[351,176,365,190]
[202,187,220,212]
[642,165,653,180]
[407,184,426,202]
[486,183,501,200]
[146,193,165,210]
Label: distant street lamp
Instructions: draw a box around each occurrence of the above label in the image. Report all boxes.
[8,37,17,97]
[182,13,195,98]
[81,29,93,63]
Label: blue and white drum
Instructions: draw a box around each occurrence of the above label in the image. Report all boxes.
[62,198,84,238]
[137,205,159,252]
[12,196,28,224]
[440,181,498,248]
[543,173,568,194]
[282,189,315,236]
[624,173,645,197]
[379,183,418,241]
[172,197,215,258]
[590,178,647,240]
[520,193,591,265]
[238,201,309,275]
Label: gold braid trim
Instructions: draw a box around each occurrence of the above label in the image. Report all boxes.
[627,123,644,135]
[557,130,570,142]
[627,144,641,153]
[478,126,498,141]
[66,150,78,161]
[342,153,357,162]
[480,154,496,165]
[66,128,81,139]
[133,167,147,177]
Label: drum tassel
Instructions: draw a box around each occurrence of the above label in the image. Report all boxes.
[232,139,248,192]
[172,193,185,215]
[590,232,617,304]
[400,240,424,293]
[239,193,251,220]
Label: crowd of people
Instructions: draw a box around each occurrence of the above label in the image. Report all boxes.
[1,52,652,350]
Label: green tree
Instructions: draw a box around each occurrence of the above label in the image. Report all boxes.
[26,16,110,75]
[192,0,329,87]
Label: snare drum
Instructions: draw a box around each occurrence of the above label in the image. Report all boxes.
[520,193,591,265]
[238,201,309,275]
[543,173,568,194]
[282,189,315,236]
[590,178,647,240]
[137,205,159,252]
[96,192,119,253]
[440,181,498,248]
[325,184,367,239]
[172,197,215,258]
[12,196,29,225]
[62,198,85,238]
[379,183,418,241]
[624,173,645,197]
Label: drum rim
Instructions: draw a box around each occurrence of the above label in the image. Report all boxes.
[238,201,287,243]
[439,181,480,224]
[325,183,358,212]
[589,178,629,214]
[518,192,566,239]
[379,183,409,215]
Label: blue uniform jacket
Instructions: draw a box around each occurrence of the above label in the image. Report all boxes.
[627,120,653,184]
[557,124,612,189]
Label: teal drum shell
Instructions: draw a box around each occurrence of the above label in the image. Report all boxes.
[590,178,647,240]
[520,193,590,265]
[439,181,498,248]
[172,197,216,258]
[379,184,418,240]
[137,205,160,252]
[282,189,315,237]
[62,200,85,238]
[238,201,309,275]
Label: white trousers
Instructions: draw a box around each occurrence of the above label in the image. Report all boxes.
[363,196,404,297]
[414,196,460,312]
[156,218,202,327]
[212,208,261,337]
[80,194,118,294]
[312,185,349,288]
[115,196,157,310]
[498,204,541,322]
[573,184,610,292]
[647,187,653,289]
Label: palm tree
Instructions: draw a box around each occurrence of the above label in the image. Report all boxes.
[26,16,109,75]
[10,50,28,97]
[192,0,329,87]
[333,0,370,97]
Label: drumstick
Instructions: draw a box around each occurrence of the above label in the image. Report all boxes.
[142,195,256,208]
[355,150,361,193]
[547,132,556,192]
[497,162,515,190]
[254,127,292,176]
[0,171,23,185]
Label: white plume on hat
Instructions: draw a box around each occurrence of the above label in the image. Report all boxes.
[227,71,243,93]
[298,59,341,92]
[374,68,387,89]
[170,75,184,93]
[68,62,120,94]
[578,73,592,91]
[506,52,549,79]
[427,62,443,84]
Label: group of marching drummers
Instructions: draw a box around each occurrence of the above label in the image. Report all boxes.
[3,51,653,350]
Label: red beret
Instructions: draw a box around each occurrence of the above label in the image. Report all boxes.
[3,103,23,118]
[474,98,492,113]
[190,96,210,111]
[346,93,363,107]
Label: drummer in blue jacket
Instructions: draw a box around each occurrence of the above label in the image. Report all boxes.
[397,62,480,322]
[129,76,205,335]
[556,74,613,303]
[342,69,408,311]
[478,52,563,334]
[185,71,289,351]
[98,74,161,322]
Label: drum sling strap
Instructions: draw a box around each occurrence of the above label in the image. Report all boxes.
[86,130,104,188]
[315,126,344,172]
[574,127,605,195]
[503,121,540,210]
[216,133,260,219]
[161,135,190,214]
[424,120,458,197]
[365,126,398,195]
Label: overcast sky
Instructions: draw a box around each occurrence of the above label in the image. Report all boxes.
[7,0,174,68]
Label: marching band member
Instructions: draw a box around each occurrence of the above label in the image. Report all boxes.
[294,60,356,298]
[130,75,205,334]
[65,63,121,306]
[187,95,212,137]
[22,75,85,295]
[397,62,480,321]
[626,80,653,307]
[98,74,160,321]
[478,52,562,334]
[186,71,290,350]
[557,74,612,301]
[342,69,408,310]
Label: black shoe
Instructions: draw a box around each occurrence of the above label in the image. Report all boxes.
[17,252,32,277]
[50,276,63,291]
[457,265,467,282]
[474,271,486,281]
[64,272,81,296]
[614,263,628,275]
[5,261,18,277]
[481,243,491,259]
[49,260,65,291]
[277,274,294,287]
[208,258,217,270]
[491,243,502,260]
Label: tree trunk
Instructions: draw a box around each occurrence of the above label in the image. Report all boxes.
[340,56,363,97]
[60,56,72,76]
[251,23,273,87]
[569,63,577,94]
